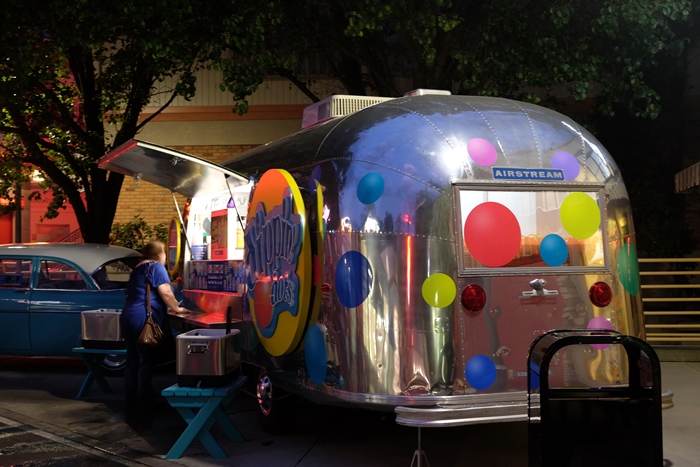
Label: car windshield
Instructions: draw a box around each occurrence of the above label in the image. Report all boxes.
[91,256,140,290]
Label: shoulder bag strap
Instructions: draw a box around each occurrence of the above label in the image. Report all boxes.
[146,262,155,318]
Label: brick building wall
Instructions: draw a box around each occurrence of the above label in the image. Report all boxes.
[113,144,257,227]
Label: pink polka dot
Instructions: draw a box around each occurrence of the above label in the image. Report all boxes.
[587,316,613,350]
[467,138,498,166]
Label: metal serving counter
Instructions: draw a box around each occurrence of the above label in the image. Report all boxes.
[167,310,240,329]
[168,290,244,330]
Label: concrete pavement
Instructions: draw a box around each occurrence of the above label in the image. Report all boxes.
[0,356,699,466]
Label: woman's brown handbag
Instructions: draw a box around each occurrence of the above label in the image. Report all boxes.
[138,263,164,349]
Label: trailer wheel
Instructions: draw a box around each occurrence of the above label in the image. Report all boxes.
[255,367,297,434]
[100,353,126,377]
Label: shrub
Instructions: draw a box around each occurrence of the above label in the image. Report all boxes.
[110,215,167,252]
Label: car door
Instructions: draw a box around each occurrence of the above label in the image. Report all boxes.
[29,258,93,356]
[0,257,33,351]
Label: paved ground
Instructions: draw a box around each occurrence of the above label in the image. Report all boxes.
[0,356,698,466]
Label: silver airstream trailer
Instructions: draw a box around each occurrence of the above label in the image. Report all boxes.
[100,92,643,431]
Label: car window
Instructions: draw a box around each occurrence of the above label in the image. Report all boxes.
[0,258,32,289]
[38,260,87,290]
[91,257,138,290]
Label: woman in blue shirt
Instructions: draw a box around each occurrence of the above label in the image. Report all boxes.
[121,241,190,428]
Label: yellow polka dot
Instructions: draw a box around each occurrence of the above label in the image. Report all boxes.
[422,273,457,308]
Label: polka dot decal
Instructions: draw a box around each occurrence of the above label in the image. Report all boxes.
[335,251,373,308]
[464,202,521,267]
[465,355,497,390]
[421,273,457,308]
[539,234,568,267]
[357,172,384,205]
[252,276,273,328]
[529,361,540,391]
[551,151,581,180]
[618,241,640,296]
[304,324,327,386]
[587,316,614,350]
[309,165,322,194]
[560,192,601,240]
[467,138,498,166]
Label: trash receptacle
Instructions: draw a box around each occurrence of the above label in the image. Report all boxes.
[527,329,662,467]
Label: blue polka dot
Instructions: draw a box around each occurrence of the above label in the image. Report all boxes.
[357,173,384,205]
[335,251,373,308]
[540,234,568,267]
[465,355,497,390]
[529,360,540,391]
[304,324,327,386]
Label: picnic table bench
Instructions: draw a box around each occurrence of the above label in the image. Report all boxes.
[72,347,126,398]
[161,375,247,459]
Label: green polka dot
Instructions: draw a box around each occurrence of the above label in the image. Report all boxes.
[617,242,640,296]
[560,192,601,240]
[422,273,457,308]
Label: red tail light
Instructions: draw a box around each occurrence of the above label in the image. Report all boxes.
[589,282,613,307]
[461,284,486,314]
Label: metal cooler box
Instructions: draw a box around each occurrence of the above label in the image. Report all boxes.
[176,329,241,388]
[81,309,125,349]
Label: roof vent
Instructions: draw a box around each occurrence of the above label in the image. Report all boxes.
[302,95,394,129]
[403,89,452,97]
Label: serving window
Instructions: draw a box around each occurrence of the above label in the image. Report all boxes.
[456,186,607,274]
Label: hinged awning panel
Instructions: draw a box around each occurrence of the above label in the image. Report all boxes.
[98,139,249,198]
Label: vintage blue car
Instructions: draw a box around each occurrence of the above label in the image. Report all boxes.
[0,243,141,373]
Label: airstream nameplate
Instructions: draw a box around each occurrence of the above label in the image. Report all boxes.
[492,167,565,180]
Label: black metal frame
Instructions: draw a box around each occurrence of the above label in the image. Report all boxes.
[528,329,663,467]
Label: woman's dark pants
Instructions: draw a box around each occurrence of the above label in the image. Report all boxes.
[124,335,156,416]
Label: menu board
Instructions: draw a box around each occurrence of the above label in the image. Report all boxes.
[188,260,246,293]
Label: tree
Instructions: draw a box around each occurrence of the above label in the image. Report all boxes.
[223,0,695,119]
[0,0,267,243]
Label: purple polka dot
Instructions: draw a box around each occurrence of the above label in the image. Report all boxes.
[309,165,322,194]
[551,151,580,180]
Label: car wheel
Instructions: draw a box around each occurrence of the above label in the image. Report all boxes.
[256,367,297,434]
[101,353,127,377]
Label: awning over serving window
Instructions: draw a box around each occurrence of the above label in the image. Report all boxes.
[98,139,249,198]
[675,161,700,193]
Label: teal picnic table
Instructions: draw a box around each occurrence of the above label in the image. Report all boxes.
[72,347,126,398]
[161,375,247,459]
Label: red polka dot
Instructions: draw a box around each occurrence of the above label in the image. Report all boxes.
[253,277,273,328]
[464,202,521,267]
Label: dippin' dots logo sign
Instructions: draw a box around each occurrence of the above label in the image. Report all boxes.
[245,169,312,357]
[246,190,302,333]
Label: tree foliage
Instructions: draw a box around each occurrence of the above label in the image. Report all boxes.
[0,0,262,242]
[225,0,695,119]
[0,0,697,249]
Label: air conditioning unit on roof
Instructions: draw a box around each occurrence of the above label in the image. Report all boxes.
[302,95,394,129]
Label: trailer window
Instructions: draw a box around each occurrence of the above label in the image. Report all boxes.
[457,188,605,271]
